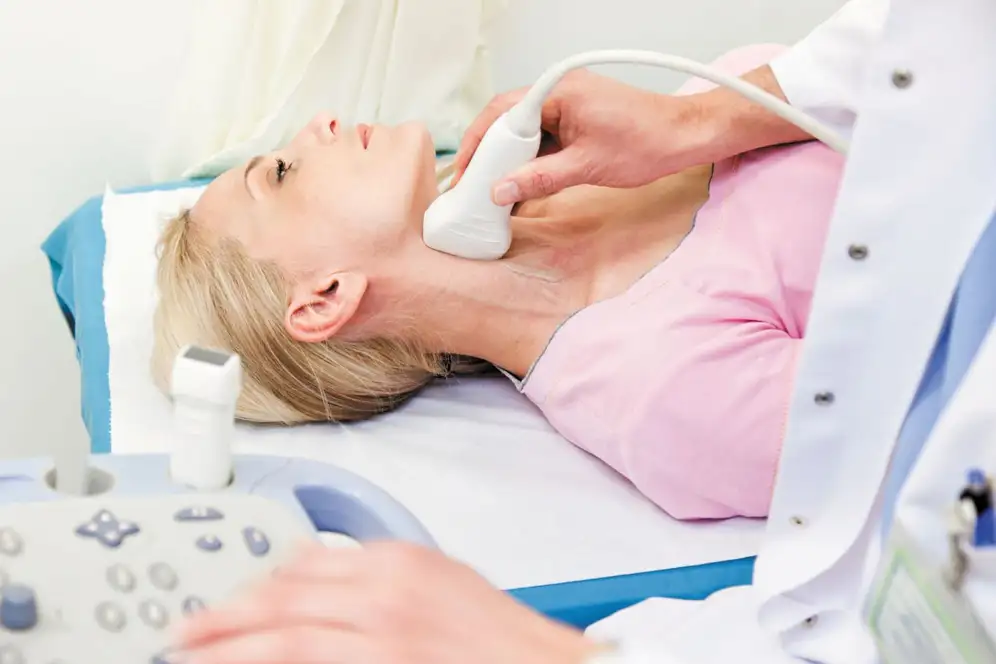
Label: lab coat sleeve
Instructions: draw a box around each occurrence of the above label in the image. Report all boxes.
[770,0,890,140]
[587,587,806,663]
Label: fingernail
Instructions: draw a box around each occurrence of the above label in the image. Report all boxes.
[493,181,520,206]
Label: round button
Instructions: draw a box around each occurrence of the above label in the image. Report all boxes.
[0,646,24,664]
[814,392,835,406]
[95,601,127,632]
[0,584,38,631]
[0,529,23,556]
[847,244,869,261]
[182,596,207,615]
[804,614,819,627]
[139,599,170,629]
[790,515,808,527]
[107,564,137,593]
[891,69,914,89]
[149,562,179,591]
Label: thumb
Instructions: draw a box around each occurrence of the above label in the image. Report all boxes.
[492,150,590,206]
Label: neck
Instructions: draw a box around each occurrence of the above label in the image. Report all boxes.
[372,234,588,376]
[352,169,711,376]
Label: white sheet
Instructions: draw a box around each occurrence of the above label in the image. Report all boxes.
[102,185,764,590]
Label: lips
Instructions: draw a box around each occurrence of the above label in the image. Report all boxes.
[357,123,372,149]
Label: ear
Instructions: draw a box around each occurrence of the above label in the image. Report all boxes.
[284,272,367,343]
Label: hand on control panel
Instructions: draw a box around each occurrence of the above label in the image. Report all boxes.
[174,541,601,664]
[0,453,436,662]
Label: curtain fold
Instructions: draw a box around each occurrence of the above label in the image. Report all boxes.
[151,0,506,180]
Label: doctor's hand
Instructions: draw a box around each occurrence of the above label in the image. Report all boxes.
[173,541,601,664]
[452,69,705,206]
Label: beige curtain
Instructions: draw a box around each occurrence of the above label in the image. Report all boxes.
[151,0,507,180]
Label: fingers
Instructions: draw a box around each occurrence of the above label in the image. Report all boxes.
[175,625,368,664]
[492,149,593,206]
[452,88,528,184]
[177,581,362,648]
[178,546,366,647]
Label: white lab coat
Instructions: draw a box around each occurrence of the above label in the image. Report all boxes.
[586,0,996,661]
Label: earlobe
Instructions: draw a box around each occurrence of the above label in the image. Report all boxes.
[284,273,367,343]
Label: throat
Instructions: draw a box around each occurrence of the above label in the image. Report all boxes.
[371,165,712,378]
[508,164,712,306]
[394,253,583,377]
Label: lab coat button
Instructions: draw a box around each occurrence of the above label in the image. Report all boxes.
[848,244,869,260]
[803,615,819,628]
[790,515,807,527]
[814,392,835,406]
[891,69,913,89]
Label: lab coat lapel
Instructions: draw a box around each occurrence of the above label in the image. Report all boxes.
[755,0,996,610]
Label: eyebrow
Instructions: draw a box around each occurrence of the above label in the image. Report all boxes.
[243,156,263,198]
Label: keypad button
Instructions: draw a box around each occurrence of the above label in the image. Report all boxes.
[0,529,23,556]
[95,601,127,632]
[149,562,179,591]
[107,564,137,592]
[196,535,223,552]
[76,510,140,548]
[182,596,207,615]
[242,527,270,556]
[139,599,170,629]
[174,507,224,522]
[0,584,37,631]
[0,646,24,664]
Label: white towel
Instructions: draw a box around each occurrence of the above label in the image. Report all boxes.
[151,0,506,180]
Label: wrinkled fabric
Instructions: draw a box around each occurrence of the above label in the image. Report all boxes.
[152,0,506,180]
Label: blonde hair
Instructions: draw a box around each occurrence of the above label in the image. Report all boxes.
[152,209,488,424]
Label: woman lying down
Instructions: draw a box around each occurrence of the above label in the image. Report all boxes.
[152,109,843,522]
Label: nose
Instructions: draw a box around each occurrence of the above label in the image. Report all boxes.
[305,113,339,142]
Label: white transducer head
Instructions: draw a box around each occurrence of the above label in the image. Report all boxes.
[422,111,542,261]
[170,345,243,490]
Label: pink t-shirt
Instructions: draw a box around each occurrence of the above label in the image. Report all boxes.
[517,142,845,519]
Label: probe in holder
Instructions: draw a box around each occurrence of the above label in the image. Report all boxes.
[170,345,242,490]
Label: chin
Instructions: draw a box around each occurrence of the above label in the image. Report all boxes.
[404,123,442,198]
[377,122,439,215]
[391,120,432,145]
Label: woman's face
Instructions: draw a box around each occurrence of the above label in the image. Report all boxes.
[192,114,439,280]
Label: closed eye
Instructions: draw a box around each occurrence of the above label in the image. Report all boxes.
[275,158,293,183]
